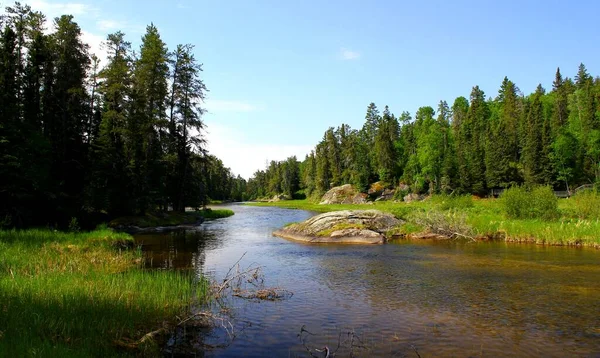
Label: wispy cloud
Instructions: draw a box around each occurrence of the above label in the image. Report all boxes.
[340,47,360,60]
[96,19,122,31]
[204,99,264,113]
[30,1,97,17]
[205,123,313,179]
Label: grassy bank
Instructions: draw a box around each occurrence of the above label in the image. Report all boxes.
[0,228,207,356]
[109,208,234,228]
[249,196,600,248]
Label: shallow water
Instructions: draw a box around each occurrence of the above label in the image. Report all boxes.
[134,204,600,357]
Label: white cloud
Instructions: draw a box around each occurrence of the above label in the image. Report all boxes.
[205,123,312,179]
[30,1,96,18]
[204,99,264,113]
[340,47,360,60]
[96,19,122,31]
[82,30,107,64]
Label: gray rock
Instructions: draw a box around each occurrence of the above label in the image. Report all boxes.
[269,194,290,202]
[273,210,402,244]
[403,193,425,203]
[319,184,368,205]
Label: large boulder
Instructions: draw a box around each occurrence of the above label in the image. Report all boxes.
[269,194,290,202]
[273,210,402,244]
[319,184,368,205]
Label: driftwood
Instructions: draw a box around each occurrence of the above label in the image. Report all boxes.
[413,210,476,241]
[298,325,367,358]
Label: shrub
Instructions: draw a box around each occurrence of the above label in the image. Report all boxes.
[433,194,474,211]
[572,190,600,219]
[500,185,558,220]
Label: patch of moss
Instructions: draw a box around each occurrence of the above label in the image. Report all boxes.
[317,222,367,237]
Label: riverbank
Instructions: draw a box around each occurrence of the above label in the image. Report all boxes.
[0,227,208,356]
[249,197,600,248]
[109,208,235,232]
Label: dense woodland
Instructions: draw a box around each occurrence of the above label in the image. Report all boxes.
[247,65,600,200]
[0,3,246,228]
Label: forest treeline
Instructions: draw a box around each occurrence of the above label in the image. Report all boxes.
[246,64,600,200]
[0,3,246,228]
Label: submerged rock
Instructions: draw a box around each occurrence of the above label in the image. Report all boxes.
[319,184,369,205]
[273,210,402,244]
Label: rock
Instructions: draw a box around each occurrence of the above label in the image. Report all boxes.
[375,188,396,202]
[397,183,410,192]
[269,194,290,202]
[403,193,425,203]
[273,210,403,244]
[367,181,387,197]
[319,184,368,205]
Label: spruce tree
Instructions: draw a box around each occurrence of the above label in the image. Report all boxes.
[451,97,470,192]
[466,86,489,195]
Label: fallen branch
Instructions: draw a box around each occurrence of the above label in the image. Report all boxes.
[233,288,293,301]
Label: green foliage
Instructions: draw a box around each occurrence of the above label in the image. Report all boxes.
[432,194,474,211]
[199,208,235,219]
[68,217,80,233]
[571,190,600,219]
[500,186,558,220]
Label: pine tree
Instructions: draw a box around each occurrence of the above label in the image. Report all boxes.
[551,67,568,136]
[486,77,521,188]
[466,86,489,195]
[45,15,90,221]
[324,127,342,186]
[130,24,170,213]
[523,85,545,185]
[168,44,208,211]
[451,97,470,192]
[374,105,399,183]
[94,32,133,215]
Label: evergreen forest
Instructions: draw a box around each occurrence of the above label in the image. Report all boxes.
[246,65,600,201]
[0,3,247,228]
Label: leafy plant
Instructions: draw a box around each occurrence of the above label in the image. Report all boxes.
[501,185,558,220]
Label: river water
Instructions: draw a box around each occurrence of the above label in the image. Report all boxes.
[134,204,600,357]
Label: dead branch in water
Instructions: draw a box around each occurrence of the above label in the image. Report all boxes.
[212,251,294,303]
[413,210,476,241]
[298,325,368,357]
[233,287,293,301]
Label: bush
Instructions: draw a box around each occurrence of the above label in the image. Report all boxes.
[572,190,600,219]
[501,185,558,220]
[433,194,474,211]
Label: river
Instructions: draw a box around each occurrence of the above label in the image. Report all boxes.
[134,204,600,357]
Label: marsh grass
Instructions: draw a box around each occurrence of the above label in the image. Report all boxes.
[200,208,235,219]
[109,209,234,229]
[0,228,206,356]
[250,197,600,247]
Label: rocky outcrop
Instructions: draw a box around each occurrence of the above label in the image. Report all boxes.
[319,184,369,205]
[403,193,425,203]
[273,210,402,244]
[269,194,290,202]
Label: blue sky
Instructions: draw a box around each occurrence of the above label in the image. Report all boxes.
[18,0,600,178]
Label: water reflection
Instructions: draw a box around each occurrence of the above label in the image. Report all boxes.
[134,205,600,357]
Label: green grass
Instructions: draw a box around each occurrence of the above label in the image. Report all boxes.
[200,208,235,219]
[249,197,600,247]
[0,228,207,356]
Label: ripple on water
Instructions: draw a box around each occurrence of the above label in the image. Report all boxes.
[135,204,600,357]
